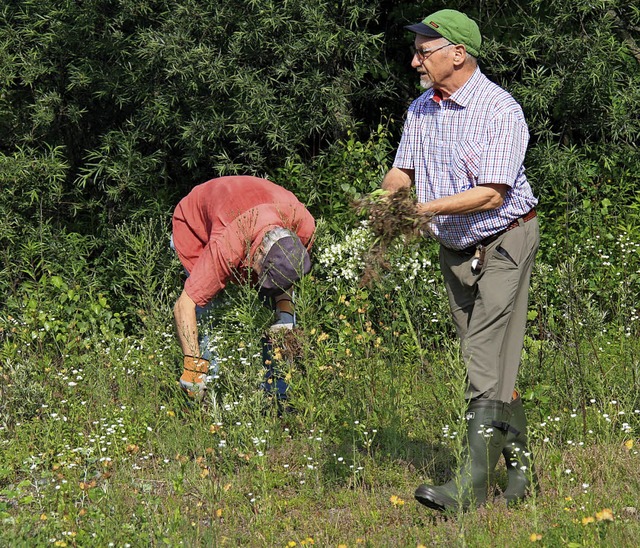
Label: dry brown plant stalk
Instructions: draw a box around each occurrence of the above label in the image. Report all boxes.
[353,187,434,286]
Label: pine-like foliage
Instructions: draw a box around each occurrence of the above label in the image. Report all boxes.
[0,0,392,224]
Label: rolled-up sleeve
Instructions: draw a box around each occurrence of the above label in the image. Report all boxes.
[478,111,529,187]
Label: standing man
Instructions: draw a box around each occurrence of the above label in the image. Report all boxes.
[382,9,539,511]
[172,175,315,398]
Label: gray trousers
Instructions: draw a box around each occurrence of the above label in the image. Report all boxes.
[440,218,540,403]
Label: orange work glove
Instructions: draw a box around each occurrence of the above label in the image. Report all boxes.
[179,355,209,398]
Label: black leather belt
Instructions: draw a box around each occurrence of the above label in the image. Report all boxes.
[448,209,537,255]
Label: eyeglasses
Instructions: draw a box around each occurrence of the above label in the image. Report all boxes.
[410,43,451,61]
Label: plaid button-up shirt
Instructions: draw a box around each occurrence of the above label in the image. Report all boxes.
[393,67,538,250]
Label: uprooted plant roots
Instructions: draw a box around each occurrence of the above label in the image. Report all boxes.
[271,327,305,363]
[353,187,434,286]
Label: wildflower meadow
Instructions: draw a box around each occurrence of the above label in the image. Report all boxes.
[2,189,640,547]
[2,0,640,544]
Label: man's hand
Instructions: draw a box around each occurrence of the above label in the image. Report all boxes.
[381,167,414,193]
[271,293,295,332]
[180,355,210,398]
[271,311,294,332]
[416,202,436,218]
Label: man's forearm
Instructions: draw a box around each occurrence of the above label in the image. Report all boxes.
[174,289,200,357]
[418,184,508,216]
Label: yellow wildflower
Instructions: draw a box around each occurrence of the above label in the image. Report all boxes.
[582,516,595,525]
[595,508,614,522]
[390,495,405,507]
[529,533,542,542]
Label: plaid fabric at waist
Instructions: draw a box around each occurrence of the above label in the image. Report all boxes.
[447,209,537,255]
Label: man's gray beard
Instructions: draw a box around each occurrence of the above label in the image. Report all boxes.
[419,75,433,89]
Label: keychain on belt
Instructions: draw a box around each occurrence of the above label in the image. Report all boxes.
[471,244,486,272]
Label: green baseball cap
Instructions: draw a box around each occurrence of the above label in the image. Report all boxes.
[405,9,482,57]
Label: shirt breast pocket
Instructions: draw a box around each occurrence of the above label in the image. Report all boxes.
[451,140,483,187]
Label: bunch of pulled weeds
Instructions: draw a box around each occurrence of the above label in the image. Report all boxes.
[353,187,434,287]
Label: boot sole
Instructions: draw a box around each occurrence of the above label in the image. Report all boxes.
[414,486,450,512]
[415,494,447,512]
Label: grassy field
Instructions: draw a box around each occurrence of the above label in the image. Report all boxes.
[1,218,640,547]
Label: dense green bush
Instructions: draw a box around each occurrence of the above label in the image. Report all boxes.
[2,1,639,314]
[0,0,393,227]
[273,121,395,229]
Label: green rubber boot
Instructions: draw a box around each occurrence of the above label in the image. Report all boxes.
[415,399,512,512]
[501,394,539,505]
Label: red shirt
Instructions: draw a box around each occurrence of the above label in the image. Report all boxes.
[172,176,315,306]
